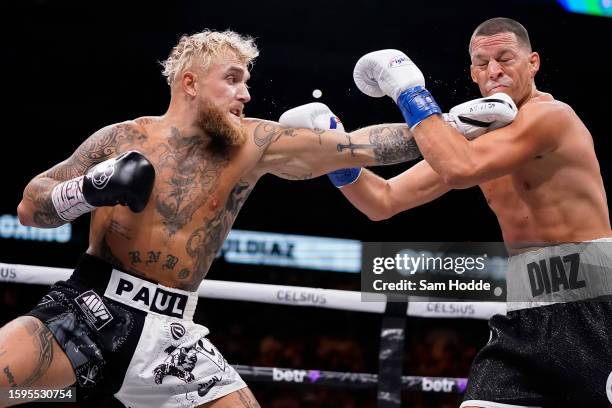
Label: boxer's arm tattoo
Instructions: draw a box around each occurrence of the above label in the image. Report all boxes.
[344,124,420,164]
[19,317,54,387]
[25,179,65,227]
[22,123,148,228]
[253,121,325,147]
[237,389,261,408]
[184,180,252,289]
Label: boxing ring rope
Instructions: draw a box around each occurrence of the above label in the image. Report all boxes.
[0,262,506,403]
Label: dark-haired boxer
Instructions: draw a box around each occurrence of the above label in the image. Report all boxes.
[346,17,612,408]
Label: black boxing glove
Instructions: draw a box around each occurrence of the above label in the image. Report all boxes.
[51,151,155,221]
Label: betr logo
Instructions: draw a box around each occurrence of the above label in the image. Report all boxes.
[272,368,307,383]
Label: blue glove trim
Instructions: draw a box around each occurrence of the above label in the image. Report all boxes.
[397,86,442,129]
[328,168,361,188]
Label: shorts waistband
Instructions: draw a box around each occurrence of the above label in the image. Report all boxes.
[71,254,198,321]
[506,239,612,311]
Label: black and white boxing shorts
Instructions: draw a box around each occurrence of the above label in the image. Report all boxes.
[26,254,246,407]
[462,238,612,408]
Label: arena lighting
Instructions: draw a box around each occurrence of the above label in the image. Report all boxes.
[557,0,612,17]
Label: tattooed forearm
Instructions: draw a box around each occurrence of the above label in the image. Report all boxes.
[20,317,54,387]
[24,178,64,227]
[348,124,421,165]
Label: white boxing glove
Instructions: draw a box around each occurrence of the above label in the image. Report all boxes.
[279,102,345,132]
[444,93,518,140]
[353,49,425,102]
[279,103,362,188]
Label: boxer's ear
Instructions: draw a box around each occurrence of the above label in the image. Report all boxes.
[528,52,540,78]
[181,71,198,97]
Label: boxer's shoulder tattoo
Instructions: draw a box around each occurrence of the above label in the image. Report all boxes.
[3,365,17,387]
[18,317,54,387]
[184,179,253,289]
[154,127,228,235]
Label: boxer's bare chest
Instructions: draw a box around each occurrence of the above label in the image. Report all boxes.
[93,124,258,289]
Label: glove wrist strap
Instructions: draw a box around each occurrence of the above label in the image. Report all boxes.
[51,176,96,222]
[328,168,362,188]
[397,86,442,129]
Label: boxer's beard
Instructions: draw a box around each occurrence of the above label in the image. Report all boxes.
[195,99,246,155]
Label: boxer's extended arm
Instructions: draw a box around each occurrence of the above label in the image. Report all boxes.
[412,101,565,188]
[340,160,451,220]
[18,122,148,227]
[246,119,419,179]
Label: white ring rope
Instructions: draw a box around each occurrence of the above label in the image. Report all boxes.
[0,262,506,319]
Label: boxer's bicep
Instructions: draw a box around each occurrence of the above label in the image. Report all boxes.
[249,119,364,179]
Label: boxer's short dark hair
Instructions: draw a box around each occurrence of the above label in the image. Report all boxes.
[470,17,532,53]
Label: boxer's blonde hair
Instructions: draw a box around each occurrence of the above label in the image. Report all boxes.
[162,29,259,85]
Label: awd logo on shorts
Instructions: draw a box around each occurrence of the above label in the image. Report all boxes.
[75,290,113,330]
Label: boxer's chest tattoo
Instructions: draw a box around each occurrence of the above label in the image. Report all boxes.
[153,128,229,235]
